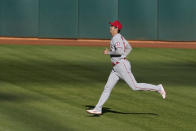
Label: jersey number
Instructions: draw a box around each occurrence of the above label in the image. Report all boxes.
[115,42,121,48]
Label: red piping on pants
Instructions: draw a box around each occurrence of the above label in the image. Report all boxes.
[122,62,139,89]
[122,62,155,91]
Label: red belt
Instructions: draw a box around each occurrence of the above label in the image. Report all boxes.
[112,62,120,66]
[112,58,126,66]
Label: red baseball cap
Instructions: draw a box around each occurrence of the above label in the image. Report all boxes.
[109,20,122,30]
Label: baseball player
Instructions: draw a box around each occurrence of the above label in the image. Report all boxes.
[86,20,166,115]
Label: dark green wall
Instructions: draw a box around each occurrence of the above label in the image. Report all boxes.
[159,0,196,41]
[78,0,118,39]
[119,0,158,40]
[0,0,196,41]
[0,0,39,37]
[39,0,78,38]
[0,1,2,36]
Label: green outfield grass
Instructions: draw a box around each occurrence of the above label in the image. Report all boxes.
[0,45,195,131]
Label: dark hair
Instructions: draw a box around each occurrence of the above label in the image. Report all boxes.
[118,30,121,33]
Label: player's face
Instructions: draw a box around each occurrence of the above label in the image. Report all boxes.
[110,25,118,35]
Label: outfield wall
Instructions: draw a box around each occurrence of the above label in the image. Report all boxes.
[0,0,196,41]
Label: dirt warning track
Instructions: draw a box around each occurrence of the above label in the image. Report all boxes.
[0,37,196,49]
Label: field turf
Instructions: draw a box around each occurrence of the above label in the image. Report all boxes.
[0,45,195,131]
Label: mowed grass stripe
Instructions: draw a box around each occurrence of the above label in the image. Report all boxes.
[0,45,196,131]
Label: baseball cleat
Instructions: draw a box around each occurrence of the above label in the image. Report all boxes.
[158,84,166,99]
[86,109,102,115]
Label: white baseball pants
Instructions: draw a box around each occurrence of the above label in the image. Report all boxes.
[94,59,161,112]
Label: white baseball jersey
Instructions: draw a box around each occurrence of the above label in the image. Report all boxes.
[109,33,132,63]
[93,33,164,113]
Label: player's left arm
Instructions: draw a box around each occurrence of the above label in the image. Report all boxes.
[104,41,123,55]
[110,41,124,55]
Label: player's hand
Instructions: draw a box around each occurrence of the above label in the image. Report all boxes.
[104,48,109,55]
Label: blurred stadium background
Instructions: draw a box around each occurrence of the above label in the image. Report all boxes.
[0,0,196,41]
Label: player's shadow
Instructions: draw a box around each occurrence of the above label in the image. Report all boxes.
[85,105,159,117]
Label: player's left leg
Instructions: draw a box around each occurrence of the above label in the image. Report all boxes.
[86,70,120,115]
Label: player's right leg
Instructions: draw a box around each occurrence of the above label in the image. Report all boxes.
[118,60,166,99]
[86,70,120,115]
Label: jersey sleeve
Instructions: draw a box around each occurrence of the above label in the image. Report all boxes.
[124,40,132,57]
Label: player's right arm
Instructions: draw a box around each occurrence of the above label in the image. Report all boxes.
[124,41,132,57]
